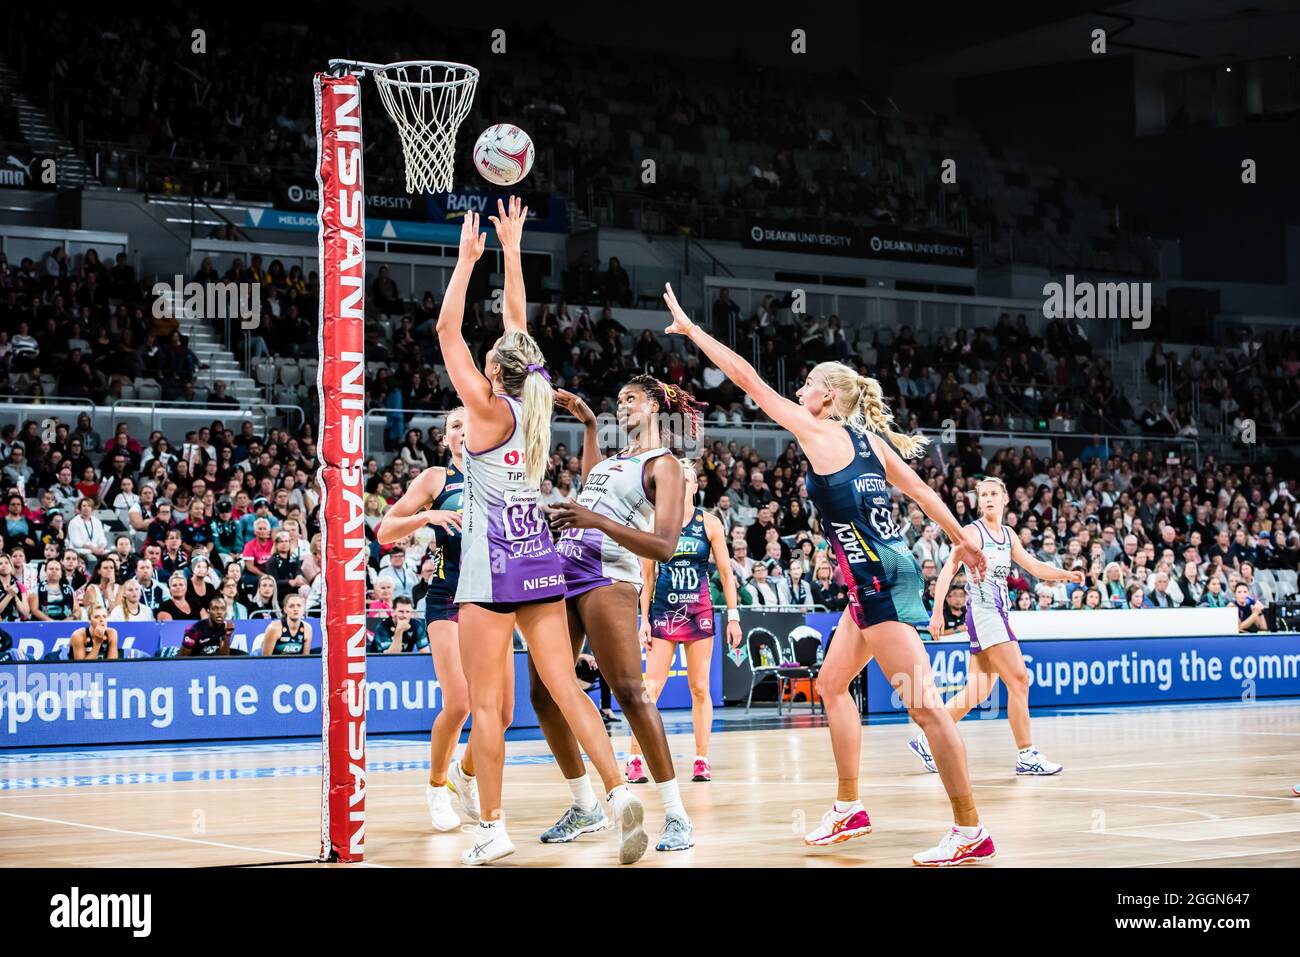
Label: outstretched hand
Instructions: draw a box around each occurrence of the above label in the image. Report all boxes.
[662,282,694,336]
[953,524,987,585]
[549,500,601,532]
[458,210,487,263]
[487,195,529,252]
[554,389,596,426]
[424,509,462,535]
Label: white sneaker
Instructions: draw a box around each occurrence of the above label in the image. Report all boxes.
[447,758,481,823]
[803,803,872,846]
[1015,748,1063,775]
[912,825,996,867]
[908,733,938,773]
[608,787,648,864]
[425,783,460,832]
[461,824,515,865]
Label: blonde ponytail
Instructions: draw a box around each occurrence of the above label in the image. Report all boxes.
[811,361,929,460]
[493,330,552,486]
[518,369,552,485]
[858,374,928,459]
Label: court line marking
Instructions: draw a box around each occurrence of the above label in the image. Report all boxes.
[1092,811,1300,842]
[0,810,386,866]
[0,784,319,799]
[977,780,1300,806]
[1052,753,1299,772]
[1127,803,1222,821]
[1130,844,1300,867]
[0,738,426,764]
[0,781,469,800]
[4,698,1289,763]
[0,751,686,792]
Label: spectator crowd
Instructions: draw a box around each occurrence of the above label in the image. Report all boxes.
[0,388,1293,663]
[11,6,1148,275]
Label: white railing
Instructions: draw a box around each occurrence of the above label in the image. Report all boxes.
[0,225,130,273]
[187,238,557,316]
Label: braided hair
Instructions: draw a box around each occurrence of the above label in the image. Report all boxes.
[626,374,707,453]
[811,361,928,459]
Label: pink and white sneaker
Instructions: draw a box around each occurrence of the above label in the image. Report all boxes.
[691,758,712,782]
[625,756,648,784]
[804,803,872,846]
[912,826,996,867]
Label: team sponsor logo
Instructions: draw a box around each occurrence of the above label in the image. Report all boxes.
[556,541,582,560]
[675,535,705,554]
[667,565,700,594]
[504,449,521,465]
[0,151,56,190]
[832,521,868,563]
[317,72,368,863]
[509,539,547,559]
[523,574,565,591]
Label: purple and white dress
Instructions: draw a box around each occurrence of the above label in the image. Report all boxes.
[965,518,1016,652]
[556,447,672,598]
[455,395,567,605]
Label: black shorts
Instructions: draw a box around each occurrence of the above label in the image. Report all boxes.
[464,595,564,615]
[424,588,459,623]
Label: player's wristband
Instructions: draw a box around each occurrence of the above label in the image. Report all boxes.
[726,608,739,622]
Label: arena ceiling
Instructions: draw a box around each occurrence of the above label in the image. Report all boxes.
[894,0,1300,78]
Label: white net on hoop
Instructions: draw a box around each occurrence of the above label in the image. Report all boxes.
[372,61,479,194]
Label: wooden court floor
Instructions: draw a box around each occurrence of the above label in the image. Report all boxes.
[3,700,1300,868]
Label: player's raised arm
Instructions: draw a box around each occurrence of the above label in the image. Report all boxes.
[436,211,495,418]
[554,389,600,480]
[662,283,825,443]
[489,195,529,335]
